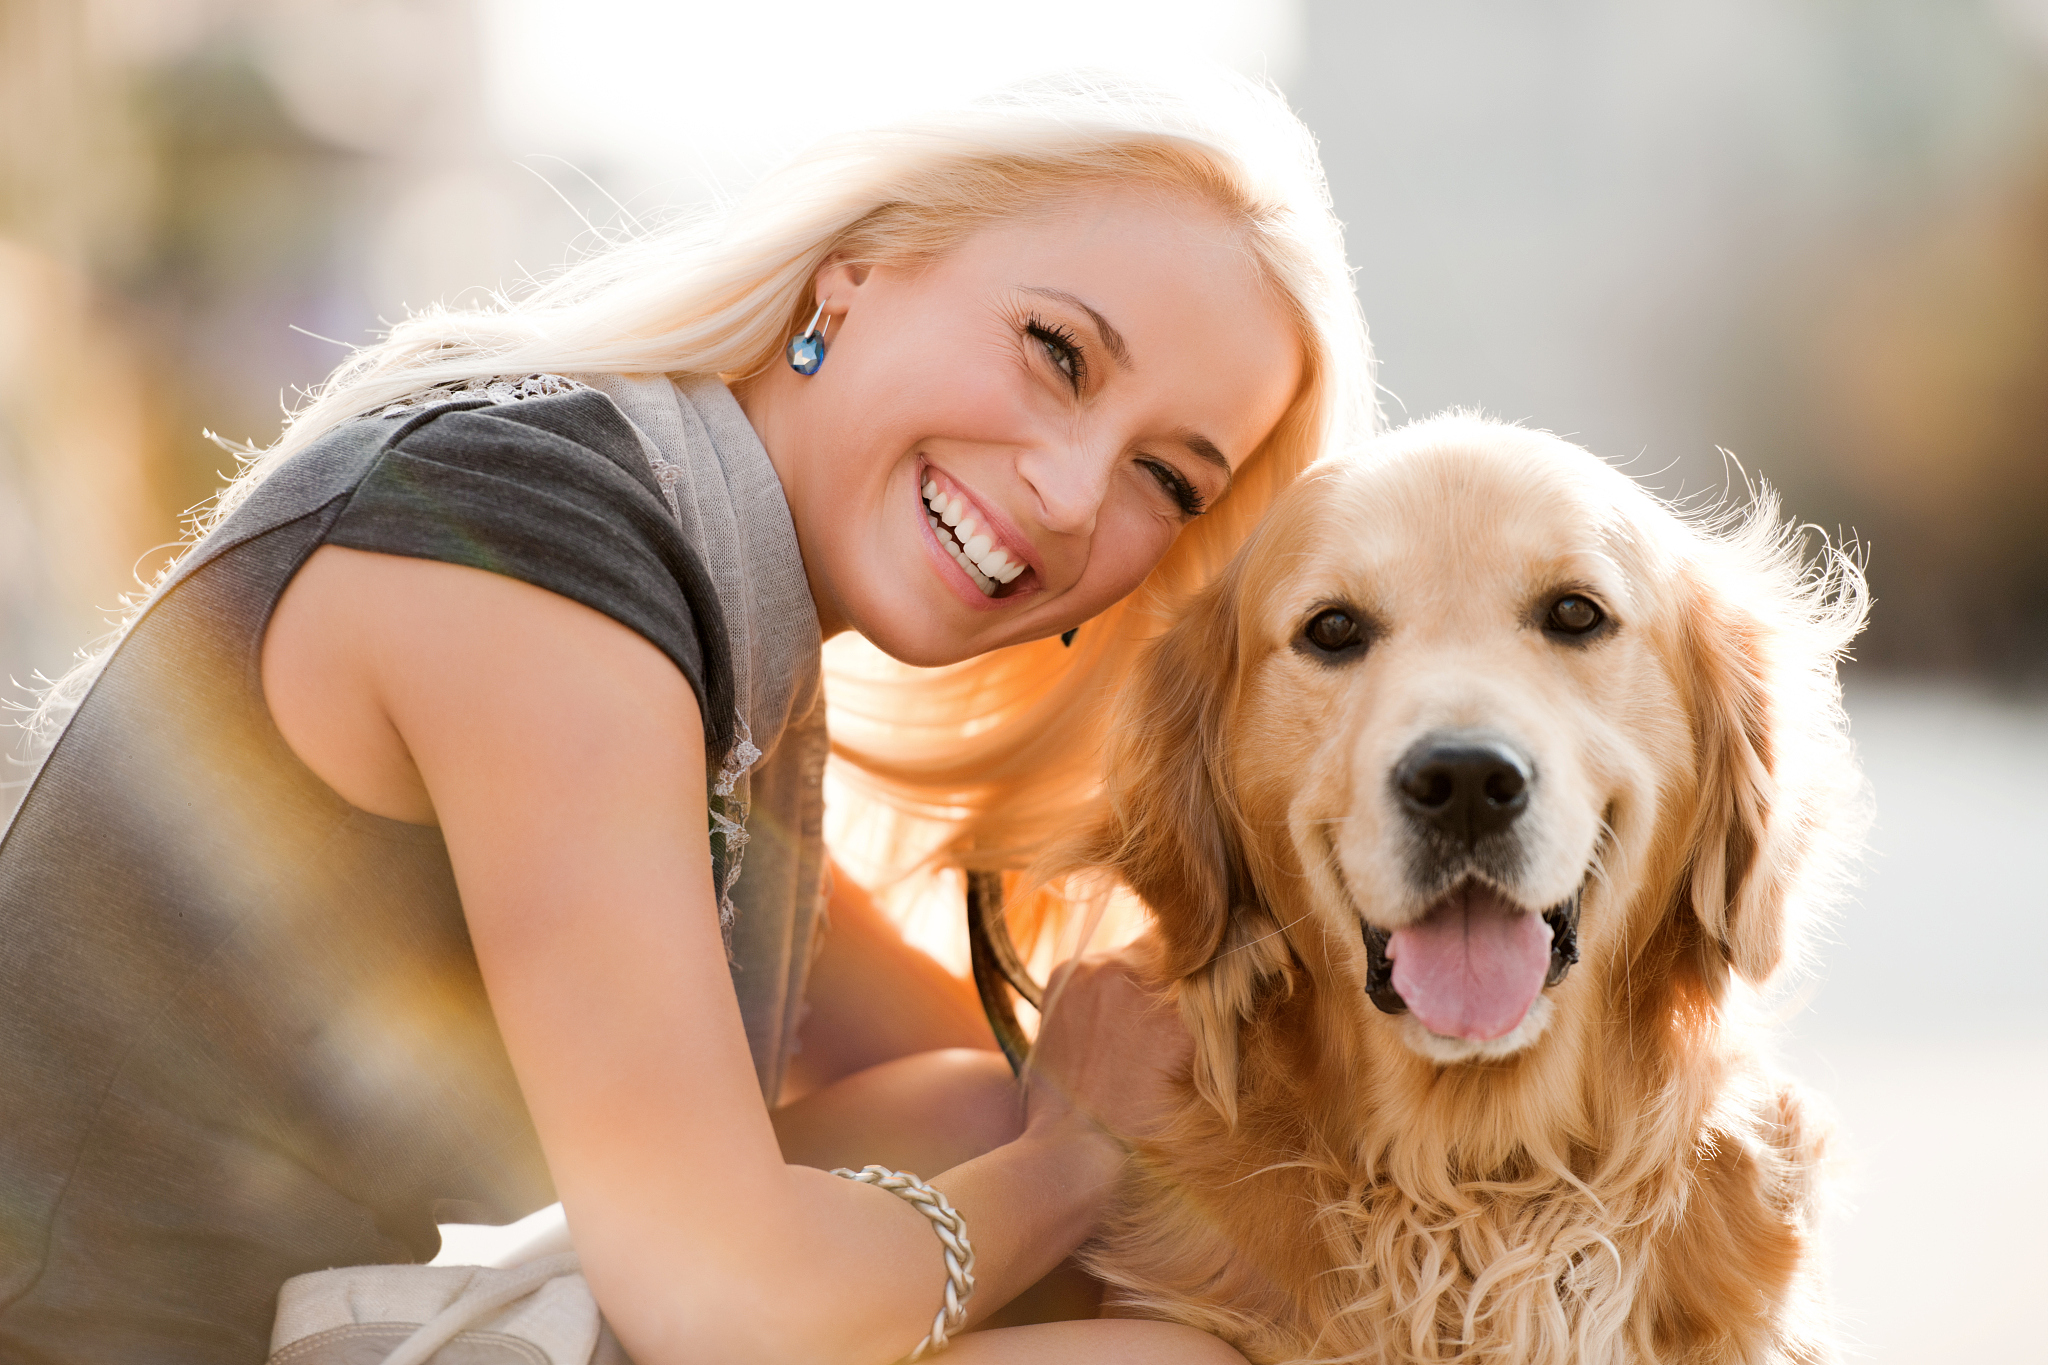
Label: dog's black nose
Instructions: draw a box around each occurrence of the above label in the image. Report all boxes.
[1394,734,1533,844]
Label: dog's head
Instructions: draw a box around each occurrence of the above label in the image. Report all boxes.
[1078,415,1864,1107]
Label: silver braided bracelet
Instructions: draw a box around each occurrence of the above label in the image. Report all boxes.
[833,1164,977,1359]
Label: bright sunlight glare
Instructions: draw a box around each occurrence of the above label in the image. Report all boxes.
[478,0,1302,189]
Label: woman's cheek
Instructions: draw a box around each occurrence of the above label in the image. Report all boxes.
[1088,505,1179,604]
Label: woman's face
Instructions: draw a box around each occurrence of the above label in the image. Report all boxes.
[739,186,1304,667]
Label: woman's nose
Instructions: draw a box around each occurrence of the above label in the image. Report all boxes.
[1015,437,1115,538]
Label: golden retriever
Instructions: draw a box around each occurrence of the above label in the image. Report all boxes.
[1051,413,1866,1364]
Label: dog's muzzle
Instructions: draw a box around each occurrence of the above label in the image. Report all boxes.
[1362,888,1582,1017]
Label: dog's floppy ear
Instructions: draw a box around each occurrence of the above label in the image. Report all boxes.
[1678,520,1864,988]
[1084,573,1294,1123]
[1681,572,1790,985]
[1092,575,1249,983]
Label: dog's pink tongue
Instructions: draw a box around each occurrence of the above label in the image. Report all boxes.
[1389,885,1554,1041]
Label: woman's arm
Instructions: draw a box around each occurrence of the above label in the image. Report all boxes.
[266,546,1188,1365]
[770,864,1014,1175]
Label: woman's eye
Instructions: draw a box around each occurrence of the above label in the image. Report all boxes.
[1302,607,1366,656]
[1026,318,1085,391]
[1141,458,1206,518]
[1041,337,1074,379]
[1544,594,1605,636]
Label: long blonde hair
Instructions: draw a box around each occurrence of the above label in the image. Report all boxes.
[111,70,1374,914]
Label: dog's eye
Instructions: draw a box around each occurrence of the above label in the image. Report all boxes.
[1303,608,1365,655]
[1545,594,1605,636]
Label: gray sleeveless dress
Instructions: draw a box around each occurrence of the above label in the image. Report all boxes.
[0,376,827,1364]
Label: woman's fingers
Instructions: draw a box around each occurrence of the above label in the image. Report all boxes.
[1025,940,1192,1146]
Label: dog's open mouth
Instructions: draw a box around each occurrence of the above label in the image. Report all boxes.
[1362,881,1582,1041]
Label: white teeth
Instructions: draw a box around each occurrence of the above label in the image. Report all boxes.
[953,545,994,595]
[923,476,1019,596]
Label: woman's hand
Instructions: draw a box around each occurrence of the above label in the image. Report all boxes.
[1023,941,1192,1151]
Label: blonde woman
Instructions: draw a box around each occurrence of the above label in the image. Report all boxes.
[0,74,1370,1364]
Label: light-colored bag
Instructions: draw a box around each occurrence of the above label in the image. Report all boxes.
[266,1205,629,1365]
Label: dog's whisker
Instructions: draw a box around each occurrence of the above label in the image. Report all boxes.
[1212,905,1318,960]
[1222,1155,1329,1190]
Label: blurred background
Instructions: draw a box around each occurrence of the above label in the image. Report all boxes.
[1,0,2042,1358]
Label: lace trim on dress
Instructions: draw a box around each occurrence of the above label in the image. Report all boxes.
[707,718,764,938]
[632,427,687,523]
[377,373,591,418]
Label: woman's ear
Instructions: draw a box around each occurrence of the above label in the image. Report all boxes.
[1092,575,1248,986]
[810,257,870,312]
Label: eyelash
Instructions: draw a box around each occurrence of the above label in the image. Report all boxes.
[1141,458,1207,518]
[1025,315,1086,392]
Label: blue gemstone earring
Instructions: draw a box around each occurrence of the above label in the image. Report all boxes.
[786,304,828,375]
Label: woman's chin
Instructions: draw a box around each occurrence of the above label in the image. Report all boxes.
[834,564,1026,665]
[848,603,1033,669]
[837,599,978,668]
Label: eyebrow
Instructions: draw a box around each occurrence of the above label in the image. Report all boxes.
[1020,286,1132,368]
[1179,431,1234,488]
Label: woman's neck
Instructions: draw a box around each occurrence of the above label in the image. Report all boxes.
[730,370,849,642]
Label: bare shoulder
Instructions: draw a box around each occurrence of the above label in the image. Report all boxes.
[260,542,732,1096]
[263,543,705,826]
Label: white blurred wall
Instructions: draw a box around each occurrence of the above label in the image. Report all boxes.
[1292,0,2048,495]
[1774,684,2048,1363]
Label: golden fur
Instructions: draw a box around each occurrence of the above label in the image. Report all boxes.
[1049,414,1866,1364]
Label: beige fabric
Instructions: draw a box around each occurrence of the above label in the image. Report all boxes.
[431,1201,574,1270]
[267,1255,626,1365]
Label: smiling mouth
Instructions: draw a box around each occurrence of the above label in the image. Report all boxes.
[1361,880,1583,1036]
[921,470,1032,598]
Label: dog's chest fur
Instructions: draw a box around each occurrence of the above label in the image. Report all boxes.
[1086,973,1829,1365]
